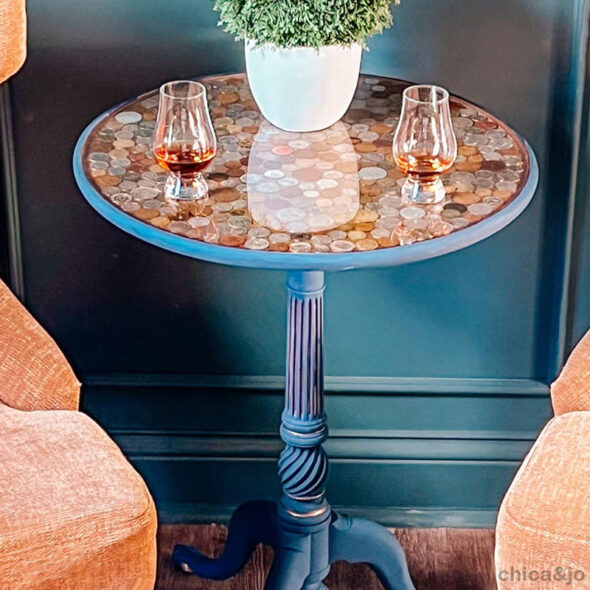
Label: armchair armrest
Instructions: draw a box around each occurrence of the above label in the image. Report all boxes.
[0,281,80,411]
[551,329,590,416]
[0,0,26,84]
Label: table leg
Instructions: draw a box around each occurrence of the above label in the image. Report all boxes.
[173,270,414,590]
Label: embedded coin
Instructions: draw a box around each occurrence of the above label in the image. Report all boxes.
[244,237,270,250]
[355,238,379,251]
[468,203,493,215]
[289,241,312,253]
[115,111,142,124]
[269,232,291,243]
[359,167,387,180]
[330,240,355,252]
[168,221,190,233]
[400,207,426,220]
[189,216,211,228]
[121,201,141,212]
[248,227,271,238]
[131,187,160,200]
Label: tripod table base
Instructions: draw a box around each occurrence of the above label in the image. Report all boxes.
[172,500,415,590]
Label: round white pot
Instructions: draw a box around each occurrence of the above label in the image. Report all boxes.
[245,41,362,132]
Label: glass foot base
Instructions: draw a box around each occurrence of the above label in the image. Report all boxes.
[402,177,446,204]
[164,172,209,202]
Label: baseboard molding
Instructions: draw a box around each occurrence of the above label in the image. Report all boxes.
[156,503,498,529]
[111,431,535,462]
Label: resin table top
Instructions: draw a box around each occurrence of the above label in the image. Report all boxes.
[74,74,538,271]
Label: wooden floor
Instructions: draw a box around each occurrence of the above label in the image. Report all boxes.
[157,525,497,590]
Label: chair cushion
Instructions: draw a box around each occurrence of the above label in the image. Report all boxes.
[0,404,157,589]
[496,412,590,589]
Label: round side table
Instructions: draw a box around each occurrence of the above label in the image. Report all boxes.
[74,74,538,590]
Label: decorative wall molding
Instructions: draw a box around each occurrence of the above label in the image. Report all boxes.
[539,0,590,377]
[111,431,535,462]
[85,372,549,398]
[0,84,24,299]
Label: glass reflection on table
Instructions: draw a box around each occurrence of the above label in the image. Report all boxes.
[246,121,360,234]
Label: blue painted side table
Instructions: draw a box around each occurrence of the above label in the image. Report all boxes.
[74,74,538,590]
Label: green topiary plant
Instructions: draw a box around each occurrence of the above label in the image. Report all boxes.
[213,0,401,49]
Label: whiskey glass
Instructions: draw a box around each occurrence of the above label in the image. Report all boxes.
[393,85,457,204]
[153,81,216,201]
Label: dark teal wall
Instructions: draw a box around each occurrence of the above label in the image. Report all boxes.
[1,0,588,526]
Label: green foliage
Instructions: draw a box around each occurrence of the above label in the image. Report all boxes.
[213,0,401,49]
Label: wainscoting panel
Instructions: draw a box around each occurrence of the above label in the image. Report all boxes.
[1,0,588,525]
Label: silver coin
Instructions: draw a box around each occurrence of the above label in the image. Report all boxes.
[245,237,270,250]
[189,216,211,228]
[371,228,391,239]
[359,167,387,181]
[452,117,473,130]
[212,202,233,212]
[89,152,109,162]
[289,241,312,253]
[400,206,426,220]
[115,130,135,140]
[228,215,251,229]
[330,239,355,252]
[317,179,339,189]
[450,172,476,183]
[311,234,332,246]
[111,157,131,168]
[256,182,281,194]
[379,196,403,208]
[451,217,469,228]
[110,193,131,204]
[351,124,369,135]
[403,218,428,230]
[269,232,291,243]
[118,181,138,191]
[121,201,140,212]
[375,216,400,229]
[483,196,503,208]
[278,177,299,187]
[328,230,347,240]
[115,111,142,124]
[131,187,160,200]
[496,181,517,192]
[248,227,271,238]
[108,167,126,176]
[169,221,190,234]
[358,131,379,142]
[264,169,285,180]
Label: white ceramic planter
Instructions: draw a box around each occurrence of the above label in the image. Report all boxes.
[245,41,362,132]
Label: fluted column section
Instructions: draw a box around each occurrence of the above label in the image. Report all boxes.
[279,271,329,513]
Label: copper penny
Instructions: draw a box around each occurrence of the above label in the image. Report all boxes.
[220,234,247,247]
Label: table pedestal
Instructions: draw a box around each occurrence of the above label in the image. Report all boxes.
[172,271,415,590]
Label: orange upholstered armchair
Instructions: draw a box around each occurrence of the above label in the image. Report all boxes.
[0,283,156,590]
[496,330,590,589]
[0,0,26,83]
[0,4,156,587]
[0,281,157,589]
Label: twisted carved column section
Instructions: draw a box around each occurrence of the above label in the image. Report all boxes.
[279,272,329,507]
